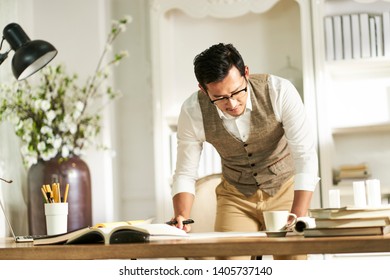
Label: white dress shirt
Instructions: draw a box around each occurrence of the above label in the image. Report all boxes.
[172,75,320,197]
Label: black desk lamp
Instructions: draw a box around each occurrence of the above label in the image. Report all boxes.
[0,23,57,80]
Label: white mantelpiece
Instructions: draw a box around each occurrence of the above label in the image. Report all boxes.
[149,0,281,18]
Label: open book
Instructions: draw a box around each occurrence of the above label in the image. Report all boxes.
[33,222,187,246]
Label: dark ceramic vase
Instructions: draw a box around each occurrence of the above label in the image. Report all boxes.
[27,156,92,235]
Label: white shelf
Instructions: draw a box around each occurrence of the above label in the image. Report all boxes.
[325,58,390,79]
[332,123,390,135]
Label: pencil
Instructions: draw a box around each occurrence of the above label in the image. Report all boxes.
[64,183,69,203]
[51,183,56,202]
[40,187,49,203]
[57,183,61,203]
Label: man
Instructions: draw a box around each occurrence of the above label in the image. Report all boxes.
[171,43,320,260]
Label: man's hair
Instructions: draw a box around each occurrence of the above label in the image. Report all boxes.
[193,43,246,90]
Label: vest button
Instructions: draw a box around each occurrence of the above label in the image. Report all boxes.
[251,163,255,167]
[253,172,258,176]
[243,143,248,147]
[248,153,252,157]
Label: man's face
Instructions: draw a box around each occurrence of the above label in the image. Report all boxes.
[202,66,249,117]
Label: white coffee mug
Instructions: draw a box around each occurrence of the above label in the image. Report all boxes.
[263,210,297,232]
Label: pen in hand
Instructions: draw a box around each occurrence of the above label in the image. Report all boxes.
[166,218,194,225]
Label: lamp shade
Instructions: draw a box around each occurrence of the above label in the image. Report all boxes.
[3,23,57,80]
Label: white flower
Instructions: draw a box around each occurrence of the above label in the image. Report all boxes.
[40,126,53,135]
[22,134,31,143]
[34,99,42,111]
[16,121,24,131]
[73,147,82,156]
[61,146,70,158]
[53,137,62,149]
[40,100,51,111]
[75,101,84,112]
[124,15,133,23]
[58,122,67,132]
[69,123,77,134]
[46,110,56,123]
[37,142,46,152]
[64,115,72,123]
[118,23,127,32]
[41,148,58,161]
[25,156,38,167]
[20,145,29,155]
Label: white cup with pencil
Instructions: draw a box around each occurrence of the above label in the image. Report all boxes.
[41,183,70,235]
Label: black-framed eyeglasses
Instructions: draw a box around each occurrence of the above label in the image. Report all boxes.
[208,78,248,105]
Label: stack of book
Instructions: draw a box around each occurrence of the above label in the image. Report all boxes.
[304,206,390,237]
[333,163,370,185]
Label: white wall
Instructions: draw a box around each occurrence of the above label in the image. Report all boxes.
[34,0,116,225]
[111,0,156,221]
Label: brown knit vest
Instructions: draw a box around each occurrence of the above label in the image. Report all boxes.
[198,74,295,197]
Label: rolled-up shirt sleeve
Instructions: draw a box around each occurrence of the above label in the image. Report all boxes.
[171,92,205,197]
[269,75,320,192]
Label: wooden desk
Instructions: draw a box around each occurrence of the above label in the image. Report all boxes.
[2,234,390,260]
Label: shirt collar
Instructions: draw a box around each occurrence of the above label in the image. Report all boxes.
[216,85,252,120]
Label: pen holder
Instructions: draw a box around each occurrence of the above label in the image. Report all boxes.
[44,203,68,235]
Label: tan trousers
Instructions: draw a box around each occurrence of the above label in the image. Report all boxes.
[214,176,307,260]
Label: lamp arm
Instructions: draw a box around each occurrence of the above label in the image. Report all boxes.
[0,50,10,65]
[0,37,11,65]
[0,177,13,184]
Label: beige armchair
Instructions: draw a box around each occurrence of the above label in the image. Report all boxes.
[190,173,222,234]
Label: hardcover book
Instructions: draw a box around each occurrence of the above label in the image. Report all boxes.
[359,13,371,58]
[314,216,390,228]
[351,14,361,59]
[333,15,343,60]
[342,14,352,60]
[303,225,390,237]
[308,206,390,219]
[374,15,383,57]
[33,223,187,245]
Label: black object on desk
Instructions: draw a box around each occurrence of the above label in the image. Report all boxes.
[166,219,194,225]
